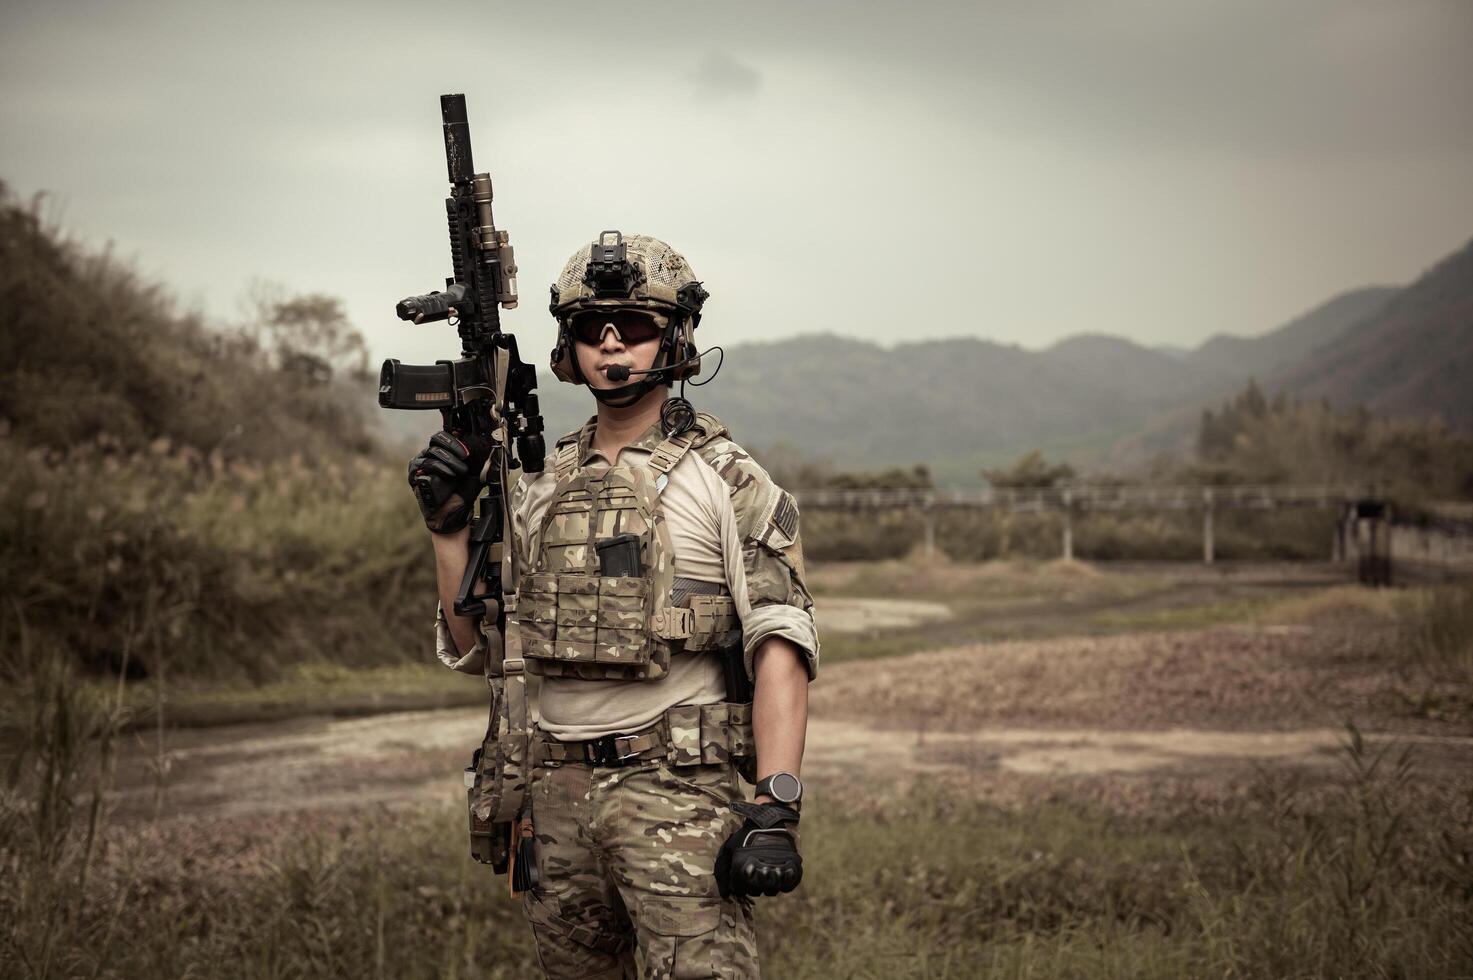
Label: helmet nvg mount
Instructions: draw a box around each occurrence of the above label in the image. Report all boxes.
[548,231,709,408]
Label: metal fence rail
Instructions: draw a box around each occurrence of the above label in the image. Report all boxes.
[789,484,1444,567]
[791,484,1362,513]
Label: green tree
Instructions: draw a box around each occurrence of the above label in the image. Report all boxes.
[247,284,369,382]
[981,450,1074,489]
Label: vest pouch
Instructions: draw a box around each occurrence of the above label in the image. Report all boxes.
[523,573,671,680]
[519,573,558,662]
[724,701,758,784]
[596,576,653,667]
[553,578,598,662]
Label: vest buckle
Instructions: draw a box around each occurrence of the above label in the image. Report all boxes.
[651,606,694,640]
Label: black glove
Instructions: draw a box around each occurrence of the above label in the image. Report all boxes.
[407,429,490,534]
[715,801,802,898]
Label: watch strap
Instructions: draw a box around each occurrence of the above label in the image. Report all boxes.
[754,771,803,807]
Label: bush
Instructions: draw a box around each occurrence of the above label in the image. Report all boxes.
[0,434,432,683]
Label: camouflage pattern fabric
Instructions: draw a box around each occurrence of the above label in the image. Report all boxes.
[522,759,758,979]
[693,434,818,680]
[467,606,530,826]
[552,234,699,310]
[520,417,729,682]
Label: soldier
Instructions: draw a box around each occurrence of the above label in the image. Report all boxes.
[409,232,818,979]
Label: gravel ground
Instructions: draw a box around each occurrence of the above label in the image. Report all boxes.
[809,623,1472,735]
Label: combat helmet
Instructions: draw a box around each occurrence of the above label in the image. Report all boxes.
[548,231,709,407]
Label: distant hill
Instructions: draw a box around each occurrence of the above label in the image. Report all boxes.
[523,332,1229,484]
[1274,240,1473,428]
[501,250,1471,484]
[1189,286,1398,379]
[388,232,1473,485]
[1103,286,1405,465]
[1043,333,1230,399]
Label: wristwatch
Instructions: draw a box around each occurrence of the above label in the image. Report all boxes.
[754,771,803,809]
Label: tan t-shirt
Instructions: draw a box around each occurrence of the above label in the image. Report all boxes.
[435,419,819,741]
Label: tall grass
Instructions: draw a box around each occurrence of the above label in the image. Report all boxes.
[1412,577,1473,680]
[1179,727,1473,977]
[0,433,433,685]
[0,624,131,979]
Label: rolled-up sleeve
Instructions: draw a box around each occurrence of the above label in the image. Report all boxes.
[740,524,819,681]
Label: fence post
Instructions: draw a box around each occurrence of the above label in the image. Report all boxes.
[1203,488,1215,564]
[1062,487,1073,561]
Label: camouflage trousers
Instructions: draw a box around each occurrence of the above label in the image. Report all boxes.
[521,757,759,979]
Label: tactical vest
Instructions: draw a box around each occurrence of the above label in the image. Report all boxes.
[519,414,742,681]
[466,414,759,868]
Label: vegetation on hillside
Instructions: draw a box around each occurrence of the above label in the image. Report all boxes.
[0,184,375,462]
[1194,379,1473,500]
[0,184,433,687]
[784,381,1473,562]
[1278,236,1473,428]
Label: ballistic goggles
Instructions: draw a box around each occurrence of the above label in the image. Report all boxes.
[568,308,666,346]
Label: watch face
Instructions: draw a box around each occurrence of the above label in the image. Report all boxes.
[767,772,802,803]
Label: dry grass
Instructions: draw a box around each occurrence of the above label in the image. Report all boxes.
[1259,583,1411,626]
[5,560,1473,978]
[6,742,1471,980]
[0,435,433,693]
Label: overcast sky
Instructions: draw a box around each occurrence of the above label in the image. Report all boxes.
[3,0,1471,369]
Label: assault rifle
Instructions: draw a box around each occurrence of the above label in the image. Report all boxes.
[380,94,545,875]
[379,93,546,620]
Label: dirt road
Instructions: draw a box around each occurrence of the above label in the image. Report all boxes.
[113,699,1468,823]
[110,582,1473,823]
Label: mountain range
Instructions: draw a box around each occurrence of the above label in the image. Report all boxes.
[389,237,1473,486]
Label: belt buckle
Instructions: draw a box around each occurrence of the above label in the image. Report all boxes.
[612,734,640,764]
[586,733,641,766]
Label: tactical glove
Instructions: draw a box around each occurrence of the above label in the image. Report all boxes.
[407,429,490,534]
[715,801,802,898]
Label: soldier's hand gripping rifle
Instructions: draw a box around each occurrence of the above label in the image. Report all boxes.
[380,95,544,877]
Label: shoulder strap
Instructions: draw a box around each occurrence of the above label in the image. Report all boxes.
[646,426,701,477]
[552,417,596,480]
[647,411,731,477]
[691,412,728,444]
[553,441,581,480]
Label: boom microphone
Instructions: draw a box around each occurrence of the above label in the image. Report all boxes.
[603,345,720,383]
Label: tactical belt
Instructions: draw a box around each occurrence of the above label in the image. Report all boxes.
[533,701,753,769]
